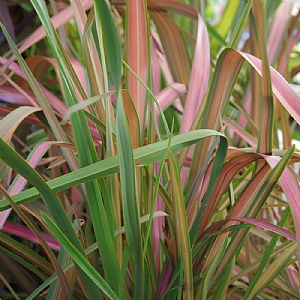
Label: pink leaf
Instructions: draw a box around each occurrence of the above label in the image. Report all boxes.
[2,221,60,251]
[182,13,210,133]
[155,83,185,116]
[232,217,296,241]
[239,51,300,125]
[126,0,149,125]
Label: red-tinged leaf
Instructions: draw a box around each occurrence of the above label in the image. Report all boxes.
[272,2,297,150]
[150,9,190,86]
[26,56,88,100]
[0,54,97,149]
[200,151,262,233]
[0,106,41,125]
[181,13,210,133]
[190,48,300,184]
[151,29,174,84]
[151,31,162,95]
[0,105,41,199]
[125,0,149,126]
[239,1,293,132]
[0,185,72,299]
[231,217,296,241]
[208,147,295,285]
[147,0,197,18]
[0,57,99,142]
[251,0,274,155]
[154,83,185,116]
[0,86,37,106]
[199,48,300,133]
[240,51,300,125]
[122,90,140,149]
[2,221,60,251]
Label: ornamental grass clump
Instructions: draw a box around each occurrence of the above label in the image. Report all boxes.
[0,0,300,299]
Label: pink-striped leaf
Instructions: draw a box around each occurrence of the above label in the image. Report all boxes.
[26,56,88,100]
[239,51,300,125]
[150,30,174,86]
[154,83,185,116]
[0,86,37,106]
[223,117,258,147]
[231,217,296,241]
[125,0,149,126]
[147,0,197,18]
[191,48,300,182]
[2,221,60,251]
[70,0,88,36]
[181,13,210,133]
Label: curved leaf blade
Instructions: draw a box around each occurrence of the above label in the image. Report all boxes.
[0,130,227,210]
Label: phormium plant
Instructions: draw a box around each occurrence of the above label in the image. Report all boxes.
[0,0,299,299]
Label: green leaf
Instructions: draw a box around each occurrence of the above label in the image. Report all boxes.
[197,238,228,299]
[0,130,227,210]
[169,150,193,299]
[42,213,118,300]
[31,0,122,292]
[0,137,101,296]
[94,0,122,89]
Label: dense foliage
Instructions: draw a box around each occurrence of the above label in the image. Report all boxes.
[0,0,300,299]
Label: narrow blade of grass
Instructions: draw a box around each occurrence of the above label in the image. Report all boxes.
[197,237,228,299]
[243,243,297,299]
[0,130,227,210]
[169,150,193,299]
[251,0,274,154]
[42,213,118,300]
